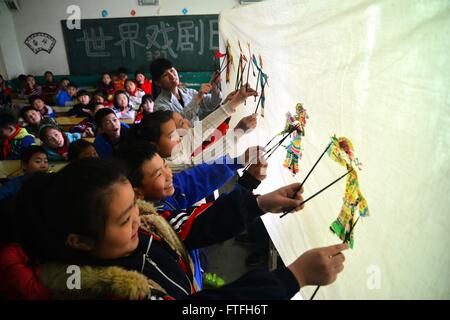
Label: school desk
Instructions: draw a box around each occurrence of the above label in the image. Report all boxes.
[0,160,22,180]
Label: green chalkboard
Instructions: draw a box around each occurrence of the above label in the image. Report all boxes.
[61,14,219,75]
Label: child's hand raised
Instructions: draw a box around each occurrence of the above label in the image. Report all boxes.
[234,114,257,135]
[229,84,258,110]
[256,183,304,213]
[246,159,268,182]
[195,83,213,104]
[287,243,348,288]
[238,145,265,166]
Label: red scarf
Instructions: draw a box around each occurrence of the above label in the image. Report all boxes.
[2,125,21,160]
[126,84,139,97]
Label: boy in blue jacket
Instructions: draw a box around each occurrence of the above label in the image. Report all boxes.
[0,145,48,201]
[117,140,267,289]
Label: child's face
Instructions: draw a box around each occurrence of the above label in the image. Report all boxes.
[93,104,106,115]
[171,112,192,130]
[116,93,128,108]
[136,155,174,201]
[23,152,48,173]
[45,73,54,82]
[24,109,42,125]
[61,79,69,88]
[102,74,111,85]
[44,128,65,149]
[0,126,14,139]
[135,73,145,84]
[79,95,90,105]
[32,98,45,111]
[125,81,136,93]
[157,119,181,158]
[26,76,35,87]
[142,99,154,113]
[67,86,77,97]
[100,113,121,139]
[93,95,104,104]
[90,181,140,259]
[78,145,98,159]
[157,67,179,90]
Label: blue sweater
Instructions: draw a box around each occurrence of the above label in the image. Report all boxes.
[156,155,242,211]
[55,89,73,106]
[0,175,26,201]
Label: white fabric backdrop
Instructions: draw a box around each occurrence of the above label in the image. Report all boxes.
[219,0,450,299]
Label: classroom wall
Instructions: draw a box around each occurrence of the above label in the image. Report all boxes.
[2,0,240,78]
[0,3,25,78]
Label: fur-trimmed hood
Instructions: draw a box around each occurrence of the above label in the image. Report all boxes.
[38,200,198,300]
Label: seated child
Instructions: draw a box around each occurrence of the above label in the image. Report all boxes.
[19,75,42,99]
[67,139,98,161]
[125,79,145,111]
[134,94,154,124]
[113,67,128,91]
[69,103,105,137]
[92,90,112,107]
[112,90,136,120]
[68,90,91,117]
[0,74,12,107]
[94,108,130,158]
[96,72,115,104]
[41,71,58,105]
[39,124,81,161]
[0,145,48,201]
[135,70,152,95]
[13,158,345,300]
[0,109,35,160]
[55,83,77,106]
[29,95,56,118]
[19,106,59,136]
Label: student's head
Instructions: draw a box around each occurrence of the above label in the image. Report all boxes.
[113,90,129,110]
[16,158,140,261]
[171,111,192,130]
[95,108,121,139]
[68,139,98,161]
[39,125,65,149]
[67,84,78,97]
[0,74,4,85]
[29,95,45,111]
[92,103,106,115]
[21,145,48,174]
[101,72,112,85]
[60,77,70,88]
[25,75,36,88]
[44,71,54,83]
[117,67,128,80]
[118,140,174,201]
[124,79,137,93]
[138,94,154,114]
[134,70,146,84]
[92,91,105,104]
[18,74,27,86]
[77,90,91,105]
[20,106,42,126]
[0,109,18,139]
[150,58,179,90]
[136,111,180,158]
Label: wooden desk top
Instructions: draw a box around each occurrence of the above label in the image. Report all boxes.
[0,160,22,179]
